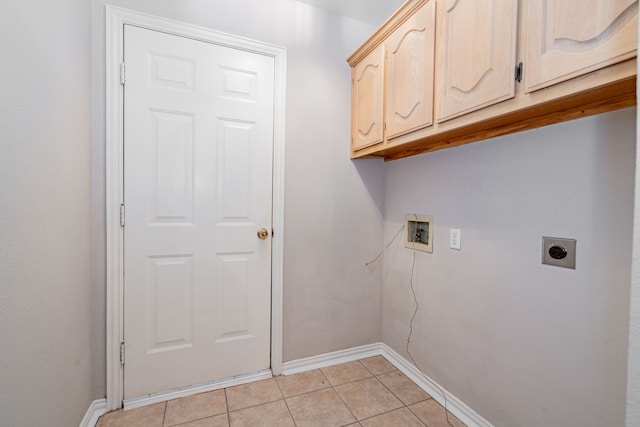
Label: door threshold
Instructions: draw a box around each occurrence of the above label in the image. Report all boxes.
[123,369,273,410]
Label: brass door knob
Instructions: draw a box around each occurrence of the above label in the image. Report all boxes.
[257,228,269,240]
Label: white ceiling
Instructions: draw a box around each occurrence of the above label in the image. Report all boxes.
[294,0,405,26]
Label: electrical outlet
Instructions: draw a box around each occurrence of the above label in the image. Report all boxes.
[450,228,461,250]
[542,236,576,269]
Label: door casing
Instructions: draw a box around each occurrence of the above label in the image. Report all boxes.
[105,5,286,411]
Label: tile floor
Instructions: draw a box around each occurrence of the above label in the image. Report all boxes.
[97,356,466,427]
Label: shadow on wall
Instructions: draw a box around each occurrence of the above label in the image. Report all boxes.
[353,158,385,214]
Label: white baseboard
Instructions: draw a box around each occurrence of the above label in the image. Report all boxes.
[79,398,107,427]
[98,343,493,427]
[281,343,381,375]
[380,343,493,427]
[281,342,494,427]
[123,370,272,410]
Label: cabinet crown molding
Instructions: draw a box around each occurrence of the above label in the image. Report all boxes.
[348,0,428,66]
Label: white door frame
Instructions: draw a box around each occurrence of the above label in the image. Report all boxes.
[105,5,286,411]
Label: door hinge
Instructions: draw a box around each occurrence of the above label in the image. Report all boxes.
[120,62,126,85]
[120,204,126,227]
[515,62,523,83]
[120,341,125,366]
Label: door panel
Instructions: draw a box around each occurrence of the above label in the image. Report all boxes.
[217,120,252,220]
[123,25,274,399]
[152,111,194,222]
[524,0,638,92]
[385,0,436,139]
[351,44,385,151]
[436,0,518,122]
[214,254,252,341]
[148,255,193,351]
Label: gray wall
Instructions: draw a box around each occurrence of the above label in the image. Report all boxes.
[382,108,635,427]
[91,0,385,398]
[0,1,93,426]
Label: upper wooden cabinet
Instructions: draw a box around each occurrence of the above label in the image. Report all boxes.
[348,0,637,161]
[436,0,518,122]
[351,44,385,151]
[385,1,436,139]
[348,0,436,155]
[524,0,638,92]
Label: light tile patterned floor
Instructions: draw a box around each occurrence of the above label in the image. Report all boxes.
[97,356,466,427]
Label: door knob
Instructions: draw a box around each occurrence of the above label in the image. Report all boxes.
[257,228,270,240]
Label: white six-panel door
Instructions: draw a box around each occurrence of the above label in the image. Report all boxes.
[123,25,274,399]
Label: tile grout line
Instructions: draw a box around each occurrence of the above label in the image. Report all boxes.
[374,368,431,408]
[406,404,429,427]
[358,406,428,427]
[343,358,432,426]
[162,391,229,427]
[225,396,284,414]
[406,398,461,427]
[369,356,435,426]
[276,366,367,400]
[332,380,359,425]
[373,367,432,426]
[321,361,375,388]
[331,358,406,424]
[170,411,226,427]
[330,360,366,424]
[342,376,409,425]
[162,400,168,427]
[223,387,230,427]
[274,375,299,426]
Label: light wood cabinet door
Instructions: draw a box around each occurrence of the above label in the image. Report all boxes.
[524,0,638,92]
[351,44,385,151]
[385,1,436,139]
[436,0,518,123]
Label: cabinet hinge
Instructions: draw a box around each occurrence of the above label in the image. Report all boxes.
[120,204,126,227]
[120,341,125,366]
[515,62,523,83]
[120,62,126,85]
